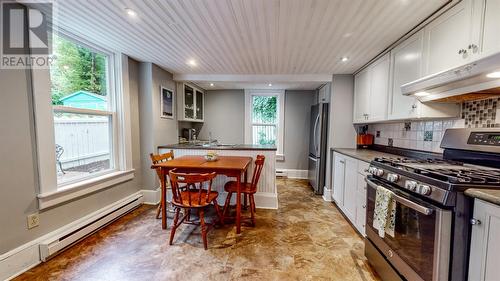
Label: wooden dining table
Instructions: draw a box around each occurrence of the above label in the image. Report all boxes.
[152,155,252,234]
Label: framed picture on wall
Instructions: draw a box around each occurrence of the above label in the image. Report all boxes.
[160,86,174,119]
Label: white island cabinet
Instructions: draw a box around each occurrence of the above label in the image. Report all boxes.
[468,199,500,281]
[158,145,277,209]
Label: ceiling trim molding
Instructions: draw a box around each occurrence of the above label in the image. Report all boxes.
[173,74,333,82]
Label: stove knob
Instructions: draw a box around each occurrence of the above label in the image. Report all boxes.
[405,180,417,191]
[368,167,375,175]
[387,173,399,183]
[375,168,384,177]
[419,185,432,195]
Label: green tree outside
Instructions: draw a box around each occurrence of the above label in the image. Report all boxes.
[252,96,277,145]
[51,35,107,105]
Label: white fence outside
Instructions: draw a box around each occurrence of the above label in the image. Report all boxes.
[54,117,110,170]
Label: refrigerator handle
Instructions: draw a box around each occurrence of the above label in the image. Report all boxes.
[313,114,320,155]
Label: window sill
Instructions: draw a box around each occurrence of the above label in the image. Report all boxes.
[37,169,135,210]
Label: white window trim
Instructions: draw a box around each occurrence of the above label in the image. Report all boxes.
[244,89,285,160]
[31,29,134,209]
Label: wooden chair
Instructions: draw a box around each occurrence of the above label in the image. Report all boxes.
[222,155,265,226]
[168,170,223,250]
[150,150,175,220]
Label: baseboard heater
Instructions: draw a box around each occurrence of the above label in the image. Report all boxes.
[39,194,142,261]
[276,169,288,177]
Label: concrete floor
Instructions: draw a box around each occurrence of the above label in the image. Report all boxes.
[15,179,380,281]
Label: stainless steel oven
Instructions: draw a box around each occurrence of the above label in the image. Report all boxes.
[365,177,452,281]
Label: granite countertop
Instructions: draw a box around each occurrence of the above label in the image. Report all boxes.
[159,143,277,151]
[465,189,500,206]
[332,148,400,163]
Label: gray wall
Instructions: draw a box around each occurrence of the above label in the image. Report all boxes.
[277,90,316,170]
[138,63,178,190]
[197,90,245,144]
[198,89,315,170]
[0,58,142,254]
[325,75,357,192]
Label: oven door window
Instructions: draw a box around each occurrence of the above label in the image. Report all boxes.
[367,182,440,281]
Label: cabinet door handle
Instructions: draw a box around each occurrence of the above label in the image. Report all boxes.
[470,218,481,225]
[411,104,417,109]
[468,44,478,52]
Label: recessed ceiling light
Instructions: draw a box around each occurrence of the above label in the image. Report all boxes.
[209,83,214,87]
[414,91,429,97]
[486,71,500,78]
[125,8,137,17]
[187,59,197,67]
[268,83,272,87]
[341,57,349,62]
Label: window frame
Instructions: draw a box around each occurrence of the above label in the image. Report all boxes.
[244,90,285,160]
[32,28,134,209]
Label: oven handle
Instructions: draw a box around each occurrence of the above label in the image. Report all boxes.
[365,177,434,216]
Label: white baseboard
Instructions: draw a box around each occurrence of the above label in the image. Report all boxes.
[141,188,161,205]
[277,169,308,179]
[0,191,144,281]
[322,187,333,202]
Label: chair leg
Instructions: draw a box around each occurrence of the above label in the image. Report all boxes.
[213,200,224,225]
[250,194,256,226]
[169,208,181,245]
[199,209,208,250]
[156,204,162,219]
[223,192,233,218]
[243,194,248,210]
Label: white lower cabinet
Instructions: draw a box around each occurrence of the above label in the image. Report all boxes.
[468,199,500,281]
[332,152,368,236]
[343,157,358,223]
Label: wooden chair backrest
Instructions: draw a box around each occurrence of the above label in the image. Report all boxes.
[168,170,217,207]
[150,150,174,181]
[250,155,265,190]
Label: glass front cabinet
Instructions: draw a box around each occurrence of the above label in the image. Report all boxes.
[177,83,204,122]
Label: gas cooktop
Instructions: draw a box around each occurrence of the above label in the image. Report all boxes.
[373,157,500,185]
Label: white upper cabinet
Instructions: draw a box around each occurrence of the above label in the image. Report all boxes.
[475,0,500,59]
[389,31,423,119]
[368,54,390,122]
[353,69,371,123]
[423,0,474,76]
[353,54,390,124]
[177,83,205,122]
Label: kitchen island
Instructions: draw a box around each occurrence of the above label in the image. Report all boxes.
[158,143,278,209]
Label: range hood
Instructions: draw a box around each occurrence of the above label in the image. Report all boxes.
[401,52,500,102]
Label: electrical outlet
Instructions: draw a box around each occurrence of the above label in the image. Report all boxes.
[27,213,40,229]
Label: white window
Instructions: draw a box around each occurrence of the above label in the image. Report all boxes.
[244,90,285,160]
[33,30,133,209]
[51,34,115,186]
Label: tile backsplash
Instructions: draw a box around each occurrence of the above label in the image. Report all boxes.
[462,97,500,128]
[366,97,500,153]
[367,119,464,153]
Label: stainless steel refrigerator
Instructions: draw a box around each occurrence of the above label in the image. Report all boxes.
[308,103,329,195]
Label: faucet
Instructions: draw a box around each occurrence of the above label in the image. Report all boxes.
[188,128,197,142]
[208,131,212,144]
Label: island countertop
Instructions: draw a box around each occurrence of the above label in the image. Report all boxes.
[158,143,277,151]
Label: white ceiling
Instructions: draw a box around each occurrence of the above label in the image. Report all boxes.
[195,81,324,91]
[38,0,447,89]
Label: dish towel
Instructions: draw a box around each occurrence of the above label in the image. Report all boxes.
[373,185,396,238]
